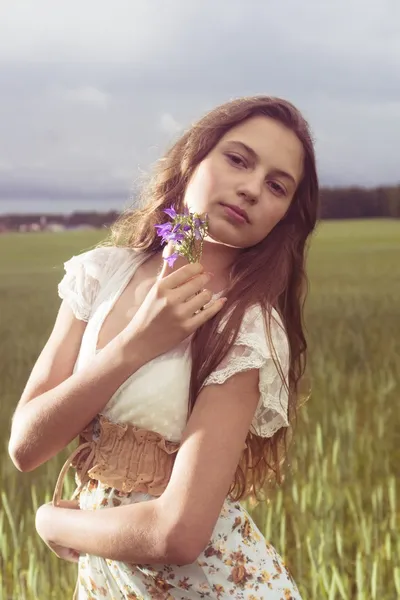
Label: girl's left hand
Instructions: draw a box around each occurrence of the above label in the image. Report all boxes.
[35,501,81,563]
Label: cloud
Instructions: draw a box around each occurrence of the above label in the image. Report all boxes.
[0,0,399,207]
[159,113,182,136]
[62,86,110,110]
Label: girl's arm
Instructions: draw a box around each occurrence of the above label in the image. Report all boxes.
[9,261,223,474]
[8,300,146,472]
[35,367,260,565]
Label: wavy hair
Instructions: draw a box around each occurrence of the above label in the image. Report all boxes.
[101,96,319,501]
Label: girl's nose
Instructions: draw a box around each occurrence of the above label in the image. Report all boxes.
[237,175,263,204]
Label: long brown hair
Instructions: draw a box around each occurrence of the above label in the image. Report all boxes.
[102,96,319,501]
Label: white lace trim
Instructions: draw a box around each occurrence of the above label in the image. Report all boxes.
[57,247,123,321]
[204,305,289,438]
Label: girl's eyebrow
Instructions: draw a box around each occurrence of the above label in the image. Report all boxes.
[225,140,298,187]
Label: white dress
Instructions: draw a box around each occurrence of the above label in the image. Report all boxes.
[58,245,302,600]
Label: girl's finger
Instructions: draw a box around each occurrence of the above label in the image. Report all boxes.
[160,261,205,290]
[189,296,227,329]
[182,287,214,314]
[171,271,212,304]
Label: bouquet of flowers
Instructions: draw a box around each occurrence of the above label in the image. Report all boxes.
[155,205,209,267]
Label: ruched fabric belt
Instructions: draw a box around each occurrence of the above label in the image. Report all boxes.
[52,414,181,599]
[52,414,180,506]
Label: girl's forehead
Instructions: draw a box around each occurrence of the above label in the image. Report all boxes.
[221,115,294,144]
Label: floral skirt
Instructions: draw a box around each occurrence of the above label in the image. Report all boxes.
[76,480,302,600]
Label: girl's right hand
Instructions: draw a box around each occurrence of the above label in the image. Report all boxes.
[124,254,226,362]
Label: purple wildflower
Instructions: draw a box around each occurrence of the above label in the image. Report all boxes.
[164,252,180,267]
[163,206,177,219]
[168,231,185,243]
[194,227,202,240]
[193,216,206,240]
[157,222,184,243]
[154,205,208,264]
[155,222,173,241]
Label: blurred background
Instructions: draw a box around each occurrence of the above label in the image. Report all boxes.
[0,1,399,598]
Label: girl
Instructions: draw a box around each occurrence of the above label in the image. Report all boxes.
[9,95,319,599]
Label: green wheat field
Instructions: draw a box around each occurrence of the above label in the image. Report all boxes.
[1,219,399,599]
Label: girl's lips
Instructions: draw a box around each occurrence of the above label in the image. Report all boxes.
[220,203,248,224]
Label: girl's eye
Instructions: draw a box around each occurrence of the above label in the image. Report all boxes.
[226,153,246,167]
[268,181,286,196]
[226,153,287,196]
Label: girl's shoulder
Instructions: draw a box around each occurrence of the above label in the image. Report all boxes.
[204,302,290,438]
[57,245,143,322]
[61,245,139,282]
[218,302,287,345]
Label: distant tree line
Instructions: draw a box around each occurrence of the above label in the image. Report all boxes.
[319,185,400,219]
[0,211,121,231]
[1,185,400,232]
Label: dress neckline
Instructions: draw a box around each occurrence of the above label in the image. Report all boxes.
[94,249,224,355]
[93,250,150,355]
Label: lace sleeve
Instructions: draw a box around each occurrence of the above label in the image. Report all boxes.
[203,304,290,438]
[57,247,113,321]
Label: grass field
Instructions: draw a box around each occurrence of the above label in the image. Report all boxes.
[1,220,399,599]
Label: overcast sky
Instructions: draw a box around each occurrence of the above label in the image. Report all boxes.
[0,0,399,211]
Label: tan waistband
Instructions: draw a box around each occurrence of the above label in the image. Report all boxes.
[52,414,180,506]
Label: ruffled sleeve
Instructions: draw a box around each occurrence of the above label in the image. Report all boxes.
[57,247,115,321]
[203,304,290,438]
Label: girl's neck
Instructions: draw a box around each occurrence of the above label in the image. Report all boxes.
[198,239,240,289]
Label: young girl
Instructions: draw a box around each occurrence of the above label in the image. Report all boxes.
[9,95,318,599]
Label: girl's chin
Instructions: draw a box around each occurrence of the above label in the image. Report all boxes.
[205,223,246,249]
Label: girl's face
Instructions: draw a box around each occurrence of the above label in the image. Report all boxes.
[183,115,304,249]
